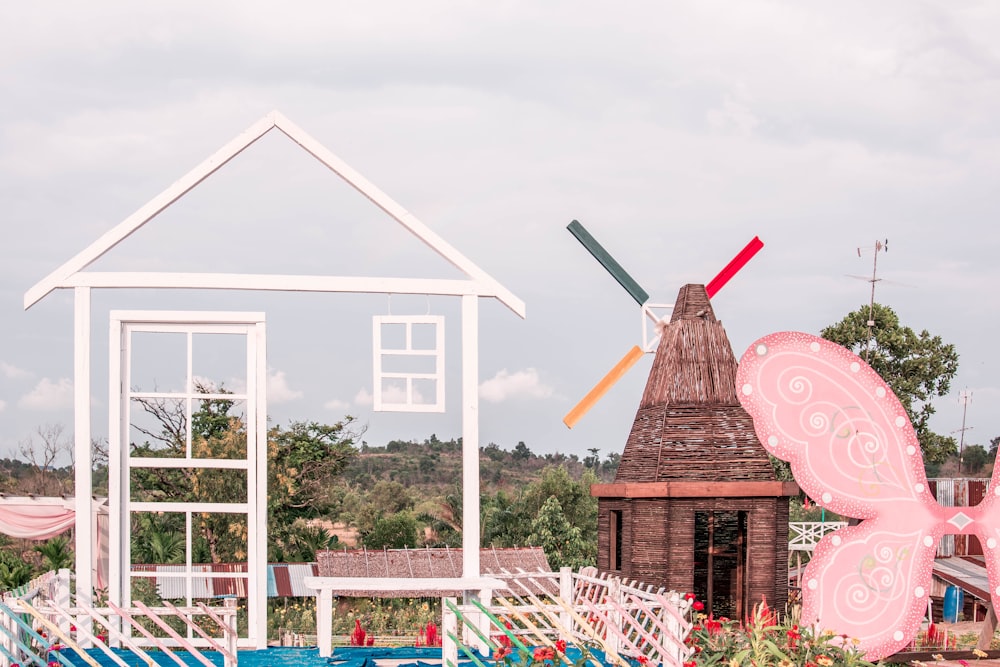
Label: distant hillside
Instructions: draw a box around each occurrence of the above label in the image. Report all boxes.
[341,435,619,495]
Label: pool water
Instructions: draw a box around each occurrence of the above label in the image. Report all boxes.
[58,644,608,667]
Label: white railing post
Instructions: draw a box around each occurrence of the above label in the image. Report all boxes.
[315,588,333,657]
[559,568,574,637]
[442,597,458,667]
[475,588,493,654]
[55,569,74,640]
[606,577,621,656]
[225,598,238,667]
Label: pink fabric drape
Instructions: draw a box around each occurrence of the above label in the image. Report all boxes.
[0,504,76,540]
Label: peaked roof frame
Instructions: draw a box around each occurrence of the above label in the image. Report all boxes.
[24,110,525,317]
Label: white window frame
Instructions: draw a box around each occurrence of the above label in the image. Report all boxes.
[109,310,267,649]
[372,315,445,412]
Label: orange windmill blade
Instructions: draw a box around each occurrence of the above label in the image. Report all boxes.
[563,220,763,428]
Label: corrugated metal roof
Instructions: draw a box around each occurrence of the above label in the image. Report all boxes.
[132,563,314,599]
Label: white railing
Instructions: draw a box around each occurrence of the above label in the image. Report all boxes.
[447,567,693,667]
[0,569,238,667]
[788,522,847,552]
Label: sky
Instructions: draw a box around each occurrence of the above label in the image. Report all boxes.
[2,1,999,468]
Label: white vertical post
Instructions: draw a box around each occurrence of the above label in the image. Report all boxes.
[442,597,458,667]
[56,568,72,633]
[606,577,621,656]
[461,294,480,581]
[559,567,573,635]
[74,287,94,645]
[252,320,268,648]
[225,598,238,667]
[461,295,484,646]
[316,589,332,657]
[107,315,123,645]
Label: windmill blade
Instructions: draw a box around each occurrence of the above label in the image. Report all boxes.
[705,236,764,298]
[567,220,650,305]
[563,225,764,429]
[563,345,644,428]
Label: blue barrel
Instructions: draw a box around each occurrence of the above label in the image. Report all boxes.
[943,585,964,623]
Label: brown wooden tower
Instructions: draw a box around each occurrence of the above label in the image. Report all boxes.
[592,284,798,618]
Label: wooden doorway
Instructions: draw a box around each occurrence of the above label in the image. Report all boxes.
[693,510,748,618]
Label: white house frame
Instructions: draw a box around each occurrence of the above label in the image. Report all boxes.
[24,110,525,649]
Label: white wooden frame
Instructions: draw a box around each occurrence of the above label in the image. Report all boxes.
[24,112,524,650]
[373,315,445,412]
[109,310,267,648]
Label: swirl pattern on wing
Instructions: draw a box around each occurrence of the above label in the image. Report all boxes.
[735,332,931,518]
[801,518,938,658]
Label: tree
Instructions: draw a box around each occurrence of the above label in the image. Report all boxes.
[35,535,74,571]
[363,512,418,549]
[527,496,591,570]
[17,424,73,495]
[821,303,959,464]
[0,550,33,590]
[512,441,532,461]
[961,444,991,475]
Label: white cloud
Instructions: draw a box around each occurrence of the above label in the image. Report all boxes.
[0,361,31,380]
[324,397,351,411]
[267,368,303,404]
[0,400,6,412]
[479,368,554,404]
[18,377,73,410]
[354,388,373,407]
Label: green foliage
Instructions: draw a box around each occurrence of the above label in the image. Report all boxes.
[821,302,959,464]
[0,550,33,590]
[686,597,875,666]
[512,441,532,461]
[34,535,74,571]
[268,419,360,524]
[270,522,339,562]
[961,444,991,474]
[526,496,591,570]
[363,512,419,549]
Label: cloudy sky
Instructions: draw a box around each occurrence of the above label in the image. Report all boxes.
[2,1,998,467]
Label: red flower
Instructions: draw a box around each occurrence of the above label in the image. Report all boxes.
[425,622,439,647]
[533,647,555,662]
[637,656,649,666]
[691,601,704,611]
[683,592,696,601]
[350,619,368,646]
[555,640,566,653]
[494,646,512,662]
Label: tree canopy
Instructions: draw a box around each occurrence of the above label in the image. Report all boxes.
[821,302,959,464]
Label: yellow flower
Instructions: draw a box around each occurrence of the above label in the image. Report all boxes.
[728,659,740,667]
[816,656,833,666]
[974,648,988,658]
[931,654,944,661]
[778,660,793,667]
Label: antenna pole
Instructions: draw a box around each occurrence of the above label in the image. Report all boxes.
[861,239,887,363]
[956,390,972,475]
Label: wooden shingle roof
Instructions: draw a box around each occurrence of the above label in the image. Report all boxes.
[314,546,550,597]
[614,283,776,483]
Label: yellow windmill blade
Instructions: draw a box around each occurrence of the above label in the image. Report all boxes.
[563,345,644,428]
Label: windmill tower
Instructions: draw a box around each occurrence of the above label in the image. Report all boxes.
[565,222,797,617]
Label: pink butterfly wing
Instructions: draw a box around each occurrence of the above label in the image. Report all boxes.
[736,332,932,518]
[800,517,942,658]
[736,332,943,659]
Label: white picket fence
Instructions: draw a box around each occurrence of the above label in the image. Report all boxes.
[447,567,693,667]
